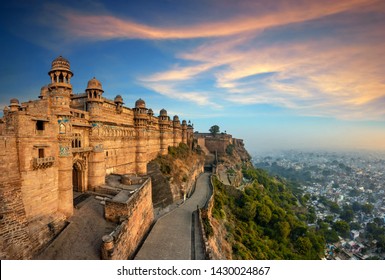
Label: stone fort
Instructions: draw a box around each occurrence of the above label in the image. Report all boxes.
[0,56,194,259]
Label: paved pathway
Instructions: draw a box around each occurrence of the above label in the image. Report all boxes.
[135,172,211,260]
[35,197,116,260]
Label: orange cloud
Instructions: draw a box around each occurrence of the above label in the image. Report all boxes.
[61,0,380,40]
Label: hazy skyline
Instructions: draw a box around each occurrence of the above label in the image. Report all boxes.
[1,0,385,153]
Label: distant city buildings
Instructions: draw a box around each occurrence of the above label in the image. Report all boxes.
[253,150,385,260]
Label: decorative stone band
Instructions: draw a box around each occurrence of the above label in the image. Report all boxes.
[72,147,93,153]
[33,156,55,169]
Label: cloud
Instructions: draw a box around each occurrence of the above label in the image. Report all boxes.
[38,0,385,120]
[54,0,380,40]
[142,81,222,109]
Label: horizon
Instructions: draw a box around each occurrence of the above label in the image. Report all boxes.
[1,0,385,152]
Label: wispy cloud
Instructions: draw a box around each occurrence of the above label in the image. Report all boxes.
[40,0,385,120]
[54,0,380,40]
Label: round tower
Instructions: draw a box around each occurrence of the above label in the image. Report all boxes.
[173,115,182,147]
[86,77,104,118]
[182,120,188,144]
[48,56,73,116]
[9,98,20,112]
[158,109,170,155]
[133,99,148,174]
[114,95,124,113]
[48,56,74,217]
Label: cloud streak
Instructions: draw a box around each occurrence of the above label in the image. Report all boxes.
[57,0,379,40]
[41,0,385,120]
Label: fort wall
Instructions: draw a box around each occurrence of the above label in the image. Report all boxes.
[102,178,153,259]
[0,56,195,259]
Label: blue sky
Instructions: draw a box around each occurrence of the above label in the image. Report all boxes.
[1,0,385,153]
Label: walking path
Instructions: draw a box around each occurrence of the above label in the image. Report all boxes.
[135,172,211,260]
[35,196,116,260]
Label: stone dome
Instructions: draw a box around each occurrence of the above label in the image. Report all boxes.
[148,108,154,115]
[51,56,71,72]
[114,95,123,104]
[39,86,49,97]
[159,108,167,116]
[87,77,103,91]
[173,115,180,121]
[135,98,146,108]
[10,98,19,104]
[182,120,187,125]
[3,106,9,112]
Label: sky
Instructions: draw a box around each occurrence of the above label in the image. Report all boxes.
[1,0,385,154]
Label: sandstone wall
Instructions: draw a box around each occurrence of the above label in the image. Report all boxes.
[0,136,33,259]
[204,137,231,154]
[102,178,154,259]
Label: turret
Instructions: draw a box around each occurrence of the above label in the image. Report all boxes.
[86,77,104,116]
[9,98,20,112]
[159,109,170,155]
[182,120,188,144]
[47,56,73,115]
[133,99,148,174]
[173,115,181,146]
[133,98,148,128]
[114,95,123,113]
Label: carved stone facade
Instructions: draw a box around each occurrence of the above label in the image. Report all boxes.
[0,56,194,259]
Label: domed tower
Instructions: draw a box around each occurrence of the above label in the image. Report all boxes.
[39,86,49,100]
[9,98,20,112]
[133,99,148,174]
[86,77,103,101]
[86,77,104,117]
[181,120,188,144]
[114,95,124,113]
[47,56,74,217]
[158,109,170,155]
[172,115,182,147]
[133,98,148,127]
[47,56,73,116]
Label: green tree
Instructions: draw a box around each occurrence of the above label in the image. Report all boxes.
[329,202,340,214]
[333,220,350,238]
[296,236,312,256]
[276,221,291,239]
[209,125,220,136]
[352,201,361,212]
[255,204,272,224]
[362,203,374,215]
[340,206,354,223]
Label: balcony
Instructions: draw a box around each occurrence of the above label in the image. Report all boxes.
[33,156,55,169]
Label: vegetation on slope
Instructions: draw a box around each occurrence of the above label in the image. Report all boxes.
[153,143,202,184]
[211,165,325,259]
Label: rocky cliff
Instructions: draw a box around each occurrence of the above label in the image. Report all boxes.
[147,143,205,211]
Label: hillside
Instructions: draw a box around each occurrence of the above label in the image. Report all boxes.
[206,144,325,259]
[147,143,205,210]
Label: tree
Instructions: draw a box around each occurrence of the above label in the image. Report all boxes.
[362,203,374,215]
[333,220,350,238]
[340,207,354,223]
[209,125,220,136]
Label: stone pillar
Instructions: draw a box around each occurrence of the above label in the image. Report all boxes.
[88,146,106,188]
[58,144,73,218]
[101,235,114,260]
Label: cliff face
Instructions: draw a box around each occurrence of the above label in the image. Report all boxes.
[147,144,205,209]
